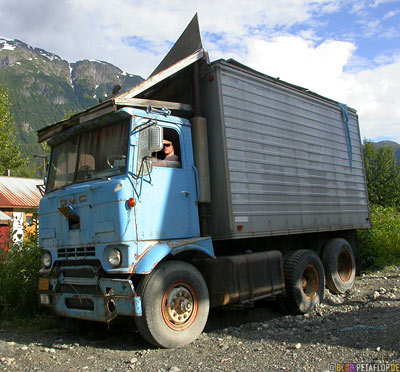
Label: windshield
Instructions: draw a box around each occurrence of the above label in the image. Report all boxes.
[46,119,130,192]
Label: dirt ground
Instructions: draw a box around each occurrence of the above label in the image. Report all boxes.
[0,266,399,372]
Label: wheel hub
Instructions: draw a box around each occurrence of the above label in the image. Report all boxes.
[165,286,194,326]
[302,265,319,301]
[337,250,352,282]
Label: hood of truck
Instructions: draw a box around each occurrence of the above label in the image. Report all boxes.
[39,177,136,250]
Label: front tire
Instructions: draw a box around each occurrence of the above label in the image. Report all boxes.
[135,261,209,348]
[283,250,325,314]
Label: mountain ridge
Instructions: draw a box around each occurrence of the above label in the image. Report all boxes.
[0,37,144,176]
[374,140,400,163]
[1,37,399,175]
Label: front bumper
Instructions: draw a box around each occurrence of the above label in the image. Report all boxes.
[39,266,142,322]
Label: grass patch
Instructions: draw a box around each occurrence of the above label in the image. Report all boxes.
[358,205,400,270]
[0,312,60,332]
[0,232,41,320]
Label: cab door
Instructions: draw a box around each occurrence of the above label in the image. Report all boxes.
[136,123,200,240]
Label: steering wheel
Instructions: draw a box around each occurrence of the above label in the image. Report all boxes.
[106,155,126,168]
[51,163,61,174]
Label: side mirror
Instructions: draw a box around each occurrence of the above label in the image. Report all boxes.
[149,125,163,152]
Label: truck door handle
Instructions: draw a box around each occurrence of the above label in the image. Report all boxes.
[181,191,191,196]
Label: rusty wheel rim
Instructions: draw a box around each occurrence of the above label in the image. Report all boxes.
[161,282,198,331]
[337,250,353,283]
[301,265,319,301]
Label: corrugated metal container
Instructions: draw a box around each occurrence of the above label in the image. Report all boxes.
[0,177,43,209]
[200,60,370,240]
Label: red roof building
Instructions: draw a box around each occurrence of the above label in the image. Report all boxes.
[0,177,43,249]
[0,176,43,209]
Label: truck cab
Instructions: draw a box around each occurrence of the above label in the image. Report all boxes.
[38,105,215,348]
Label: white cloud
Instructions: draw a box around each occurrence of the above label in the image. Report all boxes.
[343,58,400,142]
[0,0,341,77]
[383,9,400,20]
[243,35,400,142]
[0,0,399,142]
[379,27,400,38]
[372,0,400,7]
[245,36,355,100]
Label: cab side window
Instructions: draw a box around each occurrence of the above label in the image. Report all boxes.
[153,128,182,168]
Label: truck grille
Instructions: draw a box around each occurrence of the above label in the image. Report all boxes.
[61,284,99,295]
[57,246,95,259]
[65,297,94,311]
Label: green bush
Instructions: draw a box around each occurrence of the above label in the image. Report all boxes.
[358,205,400,269]
[0,231,41,320]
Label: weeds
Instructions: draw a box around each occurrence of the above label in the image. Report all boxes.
[0,230,41,320]
[358,205,400,270]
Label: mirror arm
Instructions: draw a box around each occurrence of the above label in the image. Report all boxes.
[142,157,153,184]
[132,119,153,135]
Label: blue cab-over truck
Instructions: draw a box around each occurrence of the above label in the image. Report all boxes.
[37,48,370,348]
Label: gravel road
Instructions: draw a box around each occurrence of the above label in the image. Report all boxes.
[1,266,399,372]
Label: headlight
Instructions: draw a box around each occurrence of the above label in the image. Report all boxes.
[41,252,52,269]
[108,248,121,267]
[40,294,50,305]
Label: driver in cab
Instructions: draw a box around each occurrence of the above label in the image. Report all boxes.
[152,138,181,168]
[162,139,179,162]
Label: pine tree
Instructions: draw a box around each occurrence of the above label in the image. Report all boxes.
[363,140,400,208]
[0,85,27,175]
[375,146,400,207]
[363,141,378,205]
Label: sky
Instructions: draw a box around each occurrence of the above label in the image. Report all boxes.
[0,0,399,143]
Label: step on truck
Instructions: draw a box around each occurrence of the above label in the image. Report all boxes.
[37,16,370,348]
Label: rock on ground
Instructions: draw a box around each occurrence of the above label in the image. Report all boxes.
[0,266,399,372]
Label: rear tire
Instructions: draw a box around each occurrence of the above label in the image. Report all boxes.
[135,261,209,348]
[283,250,325,314]
[322,238,356,294]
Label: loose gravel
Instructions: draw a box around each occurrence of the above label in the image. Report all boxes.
[1,266,399,372]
